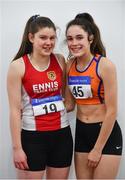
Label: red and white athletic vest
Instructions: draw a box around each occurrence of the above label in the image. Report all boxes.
[21,54,69,131]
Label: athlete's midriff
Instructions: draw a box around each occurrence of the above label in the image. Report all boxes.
[77,104,106,123]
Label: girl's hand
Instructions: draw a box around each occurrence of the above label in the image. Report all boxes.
[87,148,102,168]
[13,148,29,170]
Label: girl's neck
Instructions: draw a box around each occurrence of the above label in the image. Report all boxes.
[76,53,93,66]
[29,53,50,71]
[76,53,93,71]
[30,53,50,65]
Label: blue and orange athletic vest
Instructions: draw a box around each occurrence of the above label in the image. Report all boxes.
[68,54,104,105]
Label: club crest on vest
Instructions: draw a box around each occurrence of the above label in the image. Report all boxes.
[47,71,56,81]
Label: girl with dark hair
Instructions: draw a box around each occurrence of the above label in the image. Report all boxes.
[65,12,122,179]
[7,15,73,179]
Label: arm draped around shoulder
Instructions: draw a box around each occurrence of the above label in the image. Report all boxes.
[55,53,67,98]
[64,58,76,112]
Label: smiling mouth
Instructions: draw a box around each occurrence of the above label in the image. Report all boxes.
[71,49,81,53]
[43,47,52,51]
[71,46,83,52]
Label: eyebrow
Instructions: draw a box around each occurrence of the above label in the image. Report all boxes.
[67,34,83,37]
[39,34,56,37]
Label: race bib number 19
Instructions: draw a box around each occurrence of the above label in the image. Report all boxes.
[31,95,65,116]
[68,76,93,99]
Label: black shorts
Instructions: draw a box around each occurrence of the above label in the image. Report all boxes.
[21,126,73,171]
[75,119,123,155]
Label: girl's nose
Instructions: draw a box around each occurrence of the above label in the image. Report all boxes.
[46,38,51,44]
[72,39,77,45]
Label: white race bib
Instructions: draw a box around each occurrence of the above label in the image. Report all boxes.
[31,95,65,116]
[68,76,93,99]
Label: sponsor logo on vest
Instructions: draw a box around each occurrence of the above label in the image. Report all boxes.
[33,81,58,93]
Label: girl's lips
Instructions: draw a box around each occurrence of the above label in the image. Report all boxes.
[71,47,82,53]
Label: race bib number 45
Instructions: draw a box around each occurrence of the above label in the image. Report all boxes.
[31,95,65,116]
[68,76,93,99]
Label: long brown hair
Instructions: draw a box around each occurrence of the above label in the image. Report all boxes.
[13,15,56,61]
[66,13,106,57]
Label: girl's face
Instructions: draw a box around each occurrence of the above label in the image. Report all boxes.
[29,27,56,56]
[66,25,92,58]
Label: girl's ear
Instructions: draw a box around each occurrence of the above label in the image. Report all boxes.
[28,33,34,43]
[89,34,94,44]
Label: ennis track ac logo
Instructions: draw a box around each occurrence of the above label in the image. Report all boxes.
[47,71,56,81]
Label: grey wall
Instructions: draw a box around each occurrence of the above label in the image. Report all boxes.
[0,0,125,179]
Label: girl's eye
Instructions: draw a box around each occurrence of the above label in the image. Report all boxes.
[76,36,84,40]
[66,35,84,42]
[39,36,56,41]
[50,36,56,41]
[67,37,73,41]
[40,36,47,40]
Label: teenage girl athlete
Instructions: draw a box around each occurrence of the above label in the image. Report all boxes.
[65,12,123,179]
[7,15,73,179]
